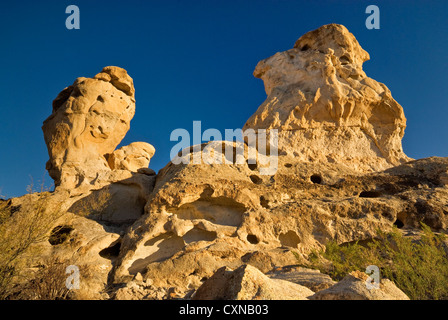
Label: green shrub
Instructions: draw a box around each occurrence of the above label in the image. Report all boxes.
[307,224,448,300]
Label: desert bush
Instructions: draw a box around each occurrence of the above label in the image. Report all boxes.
[0,186,65,299]
[13,258,72,300]
[12,258,92,300]
[307,224,448,300]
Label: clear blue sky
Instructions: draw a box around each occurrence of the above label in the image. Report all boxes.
[1,0,447,198]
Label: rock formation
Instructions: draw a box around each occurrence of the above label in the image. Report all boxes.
[42,66,155,192]
[192,264,314,300]
[3,24,447,301]
[309,270,409,300]
[244,24,410,172]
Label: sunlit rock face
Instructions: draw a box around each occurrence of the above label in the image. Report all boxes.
[27,26,446,301]
[244,24,410,172]
[42,66,155,191]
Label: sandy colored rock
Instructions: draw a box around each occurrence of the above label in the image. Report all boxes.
[192,264,314,300]
[309,270,409,300]
[42,66,155,191]
[267,266,336,292]
[110,141,448,298]
[6,25,448,301]
[67,173,156,224]
[108,142,155,172]
[244,24,410,172]
[1,191,122,300]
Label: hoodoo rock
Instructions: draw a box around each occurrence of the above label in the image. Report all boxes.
[3,24,444,301]
[42,66,155,191]
[244,24,410,172]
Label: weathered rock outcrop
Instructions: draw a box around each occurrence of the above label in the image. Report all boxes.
[110,141,448,297]
[192,264,314,300]
[266,266,336,292]
[42,66,155,192]
[244,24,410,172]
[5,24,445,301]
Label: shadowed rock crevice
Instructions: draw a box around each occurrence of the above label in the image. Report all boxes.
[171,197,246,227]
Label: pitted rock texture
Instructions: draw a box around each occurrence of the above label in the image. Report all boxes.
[192,264,314,300]
[11,25,446,301]
[42,66,155,191]
[244,24,410,172]
[109,140,448,298]
[107,142,156,172]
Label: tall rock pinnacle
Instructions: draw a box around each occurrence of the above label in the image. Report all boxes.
[42,66,155,190]
[244,24,410,172]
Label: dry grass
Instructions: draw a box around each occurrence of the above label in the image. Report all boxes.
[0,185,66,299]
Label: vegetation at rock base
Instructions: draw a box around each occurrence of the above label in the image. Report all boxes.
[0,185,66,299]
[306,224,448,300]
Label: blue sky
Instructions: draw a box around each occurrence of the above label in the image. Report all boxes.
[1,0,447,198]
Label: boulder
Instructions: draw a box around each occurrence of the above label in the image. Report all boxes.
[192,264,314,300]
[267,266,336,292]
[108,142,155,172]
[15,24,448,301]
[309,270,409,300]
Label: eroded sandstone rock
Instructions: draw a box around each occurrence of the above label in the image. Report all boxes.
[16,25,448,301]
[42,66,155,191]
[192,264,314,300]
[244,24,410,172]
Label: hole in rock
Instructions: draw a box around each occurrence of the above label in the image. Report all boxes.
[183,228,217,244]
[249,175,262,184]
[260,196,269,209]
[340,55,351,65]
[172,197,245,227]
[414,200,429,214]
[301,44,310,51]
[247,234,259,244]
[349,74,361,80]
[99,241,121,259]
[359,190,382,198]
[284,163,293,168]
[279,230,300,248]
[394,219,404,229]
[200,277,208,282]
[247,159,257,171]
[189,269,199,276]
[310,174,322,184]
[48,225,74,245]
